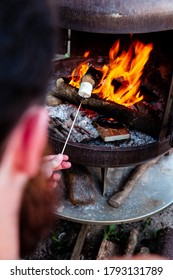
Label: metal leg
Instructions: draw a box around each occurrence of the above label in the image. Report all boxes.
[101,167,108,196]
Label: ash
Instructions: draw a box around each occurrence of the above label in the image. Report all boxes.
[47,104,99,142]
[47,104,156,147]
[118,129,156,147]
[47,104,76,120]
[85,128,156,148]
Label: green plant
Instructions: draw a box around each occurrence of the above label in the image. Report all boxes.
[103,224,117,241]
[51,233,62,250]
[103,224,130,245]
[142,218,152,230]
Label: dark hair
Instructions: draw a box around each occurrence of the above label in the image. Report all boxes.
[0,0,56,144]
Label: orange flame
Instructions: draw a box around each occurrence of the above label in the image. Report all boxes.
[83,51,90,58]
[68,39,153,107]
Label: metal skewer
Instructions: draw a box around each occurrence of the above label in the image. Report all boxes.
[61,100,83,154]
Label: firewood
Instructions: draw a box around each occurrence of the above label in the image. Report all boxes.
[49,125,68,140]
[48,104,99,142]
[95,122,130,142]
[138,247,150,255]
[70,224,90,260]
[66,164,97,205]
[46,92,62,106]
[108,156,162,208]
[124,228,139,256]
[96,240,119,260]
[51,78,161,138]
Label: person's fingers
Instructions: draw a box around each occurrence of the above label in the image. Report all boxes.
[46,154,69,167]
[41,154,63,175]
[52,172,61,181]
[60,161,71,169]
[49,154,64,168]
[49,154,71,171]
[46,172,61,188]
[43,154,66,163]
[41,154,71,178]
[43,155,56,161]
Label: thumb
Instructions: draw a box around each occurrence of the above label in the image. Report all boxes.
[41,154,64,178]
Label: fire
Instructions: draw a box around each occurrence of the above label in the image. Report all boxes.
[68,39,153,107]
[83,51,90,58]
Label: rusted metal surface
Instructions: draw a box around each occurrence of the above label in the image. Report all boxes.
[56,0,173,33]
[55,152,173,224]
[49,133,171,167]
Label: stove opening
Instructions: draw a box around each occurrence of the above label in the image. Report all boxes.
[47,30,173,167]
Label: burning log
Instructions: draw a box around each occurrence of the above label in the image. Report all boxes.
[51,78,161,138]
[108,156,162,208]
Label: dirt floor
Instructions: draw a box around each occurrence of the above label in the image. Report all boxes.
[27,202,173,260]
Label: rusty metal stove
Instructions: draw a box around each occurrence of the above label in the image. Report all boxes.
[56,0,173,34]
[49,0,173,224]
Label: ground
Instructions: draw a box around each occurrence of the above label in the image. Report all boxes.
[27,203,173,260]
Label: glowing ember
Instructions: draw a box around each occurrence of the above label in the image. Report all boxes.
[69,39,153,107]
[83,51,90,58]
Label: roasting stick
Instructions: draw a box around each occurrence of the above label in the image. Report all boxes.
[61,100,83,154]
[60,69,95,154]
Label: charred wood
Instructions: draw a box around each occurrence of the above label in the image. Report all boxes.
[48,105,99,143]
[49,124,69,140]
[51,78,161,138]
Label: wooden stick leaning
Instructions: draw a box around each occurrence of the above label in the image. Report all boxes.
[108,155,162,208]
[70,224,90,260]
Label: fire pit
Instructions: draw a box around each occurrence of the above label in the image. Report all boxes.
[48,47,172,167]
[56,0,173,34]
[47,55,173,224]
[47,0,173,224]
